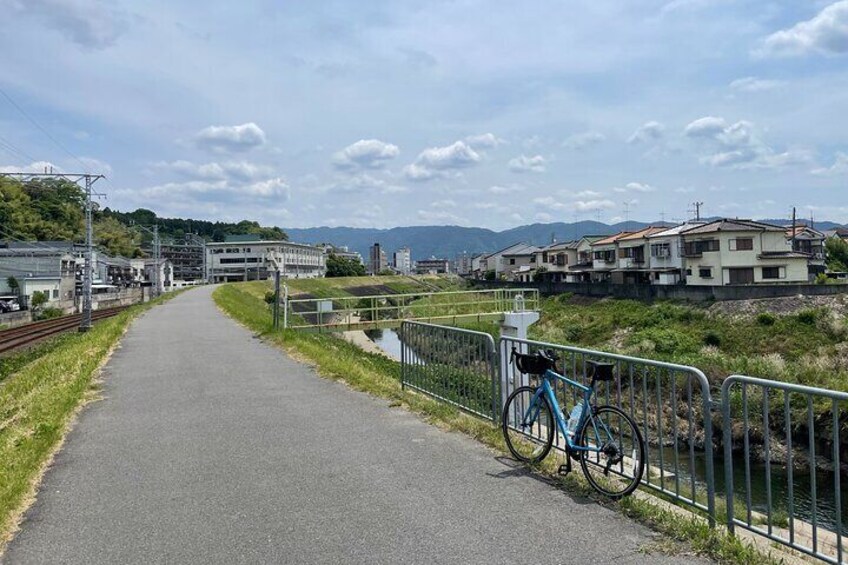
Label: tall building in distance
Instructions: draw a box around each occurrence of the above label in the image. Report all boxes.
[393,247,411,275]
[368,243,387,275]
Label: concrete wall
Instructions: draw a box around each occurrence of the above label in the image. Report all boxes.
[92,288,144,310]
[0,310,32,328]
[472,279,848,302]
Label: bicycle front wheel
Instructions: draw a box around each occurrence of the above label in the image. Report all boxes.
[578,405,645,499]
[502,386,555,464]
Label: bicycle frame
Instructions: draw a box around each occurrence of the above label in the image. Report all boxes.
[523,368,604,454]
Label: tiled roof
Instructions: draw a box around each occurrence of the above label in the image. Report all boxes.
[681,218,785,235]
[592,232,633,246]
[618,226,668,241]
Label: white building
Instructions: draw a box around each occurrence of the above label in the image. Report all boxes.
[393,247,412,274]
[206,236,326,283]
[646,222,704,285]
[680,219,809,285]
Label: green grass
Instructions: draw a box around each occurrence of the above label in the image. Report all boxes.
[213,282,785,564]
[532,295,848,393]
[0,291,181,546]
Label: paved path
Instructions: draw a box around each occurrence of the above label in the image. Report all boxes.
[3,287,706,564]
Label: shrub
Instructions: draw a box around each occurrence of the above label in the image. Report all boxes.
[556,292,574,304]
[815,273,830,285]
[34,307,63,321]
[703,331,722,347]
[756,312,776,326]
[627,327,698,356]
[796,309,819,325]
[264,291,277,305]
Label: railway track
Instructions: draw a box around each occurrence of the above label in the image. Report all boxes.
[0,307,128,355]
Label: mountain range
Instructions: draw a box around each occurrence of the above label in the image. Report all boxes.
[287,218,845,261]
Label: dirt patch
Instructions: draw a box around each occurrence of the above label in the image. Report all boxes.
[345,285,399,297]
[708,294,848,319]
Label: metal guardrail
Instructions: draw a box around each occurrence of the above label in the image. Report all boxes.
[285,288,540,331]
[721,375,848,564]
[400,321,499,421]
[398,325,848,563]
[501,336,716,522]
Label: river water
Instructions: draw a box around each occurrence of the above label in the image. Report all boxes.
[365,328,847,531]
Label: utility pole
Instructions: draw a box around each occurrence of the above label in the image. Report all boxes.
[0,171,105,332]
[691,201,704,221]
[132,222,161,298]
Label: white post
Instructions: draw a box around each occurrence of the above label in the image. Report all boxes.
[499,294,539,409]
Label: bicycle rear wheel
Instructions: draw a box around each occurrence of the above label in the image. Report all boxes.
[578,405,645,499]
[502,386,555,464]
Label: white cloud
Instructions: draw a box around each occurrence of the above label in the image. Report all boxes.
[812,151,848,175]
[7,0,129,49]
[614,182,656,193]
[431,199,457,208]
[0,160,62,174]
[134,177,289,199]
[323,172,407,195]
[684,116,812,170]
[416,209,468,224]
[403,141,481,181]
[574,189,604,198]
[508,154,547,173]
[155,160,273,182]
[759,1,848,57]
[332,139,399,169]
[535,212,554,222]
[627,121,664,144]
[563,131,605,150]
[194,123,266,153]
[675,186,696,193]
[464,133,505,148]
[573,199,616,212]
[728,77,785,93]
[533,196,567,210]
[488,184,526,194]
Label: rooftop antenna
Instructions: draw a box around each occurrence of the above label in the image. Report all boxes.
[690,201,704,221]
[622,201,630,229]
[595,208,601,223]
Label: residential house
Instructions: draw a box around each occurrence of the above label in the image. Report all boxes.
[786,226,826,278]
[502,244,542,282]
[475,243,532,280]
[680,219,809,285]
[0,242,78,311]
[646,222,704,285]
[613,227,668,284]
[533,241,576,282]
[591,233,631,282]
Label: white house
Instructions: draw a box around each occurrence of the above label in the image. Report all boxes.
[680,219,809,286]
[646,222,704,285]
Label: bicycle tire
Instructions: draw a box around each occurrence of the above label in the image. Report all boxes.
[578,405,645,499]
[502,386,555,464]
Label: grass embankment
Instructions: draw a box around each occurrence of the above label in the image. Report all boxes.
[0,292,180,547]
[214,281,781,564]
[531,294,848,393]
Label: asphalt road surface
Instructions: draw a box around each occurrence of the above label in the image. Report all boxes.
[3,286,708,564]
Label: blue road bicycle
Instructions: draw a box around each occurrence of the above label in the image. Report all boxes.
[502,349,646,499]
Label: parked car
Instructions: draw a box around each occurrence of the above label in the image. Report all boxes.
[0,296,22,313]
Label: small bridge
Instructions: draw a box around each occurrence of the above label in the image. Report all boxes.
[280,288,540,332]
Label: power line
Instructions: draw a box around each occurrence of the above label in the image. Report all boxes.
[0,86,92,174]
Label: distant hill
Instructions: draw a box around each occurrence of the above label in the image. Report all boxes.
[287,218,845,261]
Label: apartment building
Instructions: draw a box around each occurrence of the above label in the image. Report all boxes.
[680,219,808,285]
[206,236,325,283]
[393,247,412,274]
[414,257,450,274]
[368,243,387,275]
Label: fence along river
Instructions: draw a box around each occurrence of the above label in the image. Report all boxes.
[393,321,848,563]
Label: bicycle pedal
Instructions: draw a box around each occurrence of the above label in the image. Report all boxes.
[558,464,571,476]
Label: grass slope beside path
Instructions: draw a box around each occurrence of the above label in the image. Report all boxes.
[0,291,182,549]
[213,282,786,565]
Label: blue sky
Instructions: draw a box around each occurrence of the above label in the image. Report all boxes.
[1,0,847,229]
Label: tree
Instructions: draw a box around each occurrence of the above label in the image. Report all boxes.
[6,276,19,296]
[533,266,548,282]
[826,237,848,272]
[326,254,366,277]
[30,290,48,311]
[94,216,142,257]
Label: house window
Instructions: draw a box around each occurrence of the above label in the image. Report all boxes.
[684,239,720,255]
[509,258,515,265]
[530,256,536,263]
[686,268,692,276]
[52,289,59,299]
[730,238,754,251]
[699,267,713,278]
[762,266,782,279]
[651,243,671,258]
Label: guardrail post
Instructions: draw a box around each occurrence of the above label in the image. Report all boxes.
[721,379,735,534]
